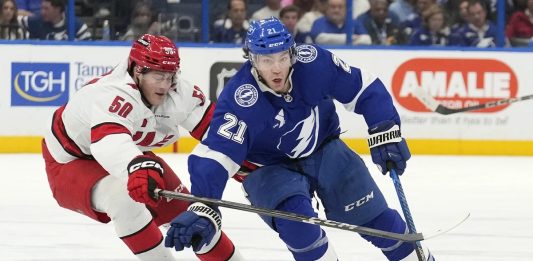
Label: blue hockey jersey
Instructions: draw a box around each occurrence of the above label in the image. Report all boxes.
[189,44,400,199]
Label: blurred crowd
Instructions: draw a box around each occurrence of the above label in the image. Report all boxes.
[1,0,532,47]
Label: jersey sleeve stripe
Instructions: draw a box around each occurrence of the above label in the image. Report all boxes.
[192,143,240,178]
[91,122,132,144]
[51,105,93,159]
[190,102,215,140]
[343,69,378,112]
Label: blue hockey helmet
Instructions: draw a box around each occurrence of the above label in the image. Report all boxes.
[245,17,295,56]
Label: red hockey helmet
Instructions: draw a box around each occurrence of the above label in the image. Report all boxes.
[128,34,180,73]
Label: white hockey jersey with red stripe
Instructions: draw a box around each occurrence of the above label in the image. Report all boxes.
[44,58,213,179]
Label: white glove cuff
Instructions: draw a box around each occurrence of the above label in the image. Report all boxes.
[188,202,222,231]
[367,124,402,149]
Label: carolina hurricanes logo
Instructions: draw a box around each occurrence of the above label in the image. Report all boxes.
[277,107,320,158]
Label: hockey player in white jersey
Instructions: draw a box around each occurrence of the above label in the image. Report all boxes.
[42,34,243,261]
[164,18,435,260]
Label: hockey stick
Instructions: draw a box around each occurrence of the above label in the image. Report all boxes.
[412,87,533,115]
[388,165,426,261]
[155,188,423,242]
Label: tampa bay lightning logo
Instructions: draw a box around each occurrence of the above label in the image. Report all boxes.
[277,107,320,158]
[234,84,258,107]
[296,45,317,63]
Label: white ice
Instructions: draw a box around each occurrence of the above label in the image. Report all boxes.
[1,154,532,261]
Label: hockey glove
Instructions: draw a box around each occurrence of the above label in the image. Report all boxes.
[127,156,165,207]
[165,202,221,252]
[368,120,411,175]
[233,160,259,182]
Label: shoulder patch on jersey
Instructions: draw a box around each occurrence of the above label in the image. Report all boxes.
[331,53,351,73]
[296,45,318,63]
[234,84,258,107]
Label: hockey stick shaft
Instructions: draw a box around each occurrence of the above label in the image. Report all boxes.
[155,188,423,242]
[388,165,426,261]
[413,87,533,115]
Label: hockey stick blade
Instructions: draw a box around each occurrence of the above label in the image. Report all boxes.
[412,87,533,115]
[420,212,471,240]
[155,189,423,242]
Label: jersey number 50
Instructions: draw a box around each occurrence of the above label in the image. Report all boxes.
[109,96,133,118]
[217,113,247,144]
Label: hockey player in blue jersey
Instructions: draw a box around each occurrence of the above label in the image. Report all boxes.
[165,17,435,261]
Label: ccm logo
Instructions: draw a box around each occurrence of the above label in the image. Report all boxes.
[129,161,164,174]
[268,41,284,47]
[345,191,374,211]
[391,58,518,113]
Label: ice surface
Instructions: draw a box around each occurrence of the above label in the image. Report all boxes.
[1,154,532,260]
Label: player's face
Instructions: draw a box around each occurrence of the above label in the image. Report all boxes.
[254,51,292,93]
[139,70,175,106]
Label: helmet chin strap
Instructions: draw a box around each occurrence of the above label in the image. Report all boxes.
[254,67,267,85]
[136,73,152,108]
[280,67,293,94]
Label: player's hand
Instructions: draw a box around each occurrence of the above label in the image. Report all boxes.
[233,160,259,182]
[165,202,221,252]
[367,120,411,175]
[127,156,165,207]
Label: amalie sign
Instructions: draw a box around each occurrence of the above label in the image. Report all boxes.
[391,58,518,113]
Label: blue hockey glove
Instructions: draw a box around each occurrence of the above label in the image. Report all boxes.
[164,202,221,252]
[367,120,411,175]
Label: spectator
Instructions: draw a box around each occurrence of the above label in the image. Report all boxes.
[19,0,91,40]
[282,0,293,6]
[401,0,437,40]
[449,0,470,33]
[112,0,168,36]
[389,0,415,23]
[295,0,327,43]
[293,0,314,13]
[506,0,533,46]
[15,0,40,16]
[355,0,403,45]
[295,0,369,20]
[1,0,26,39]
[212,0,249,44]
[310,0,371,45]
[251,0,282,21]
[120,1,159,41]
[455,0,498,47]
[280,4,301,35]
[444,0,498,24]
[409,4,460,45]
